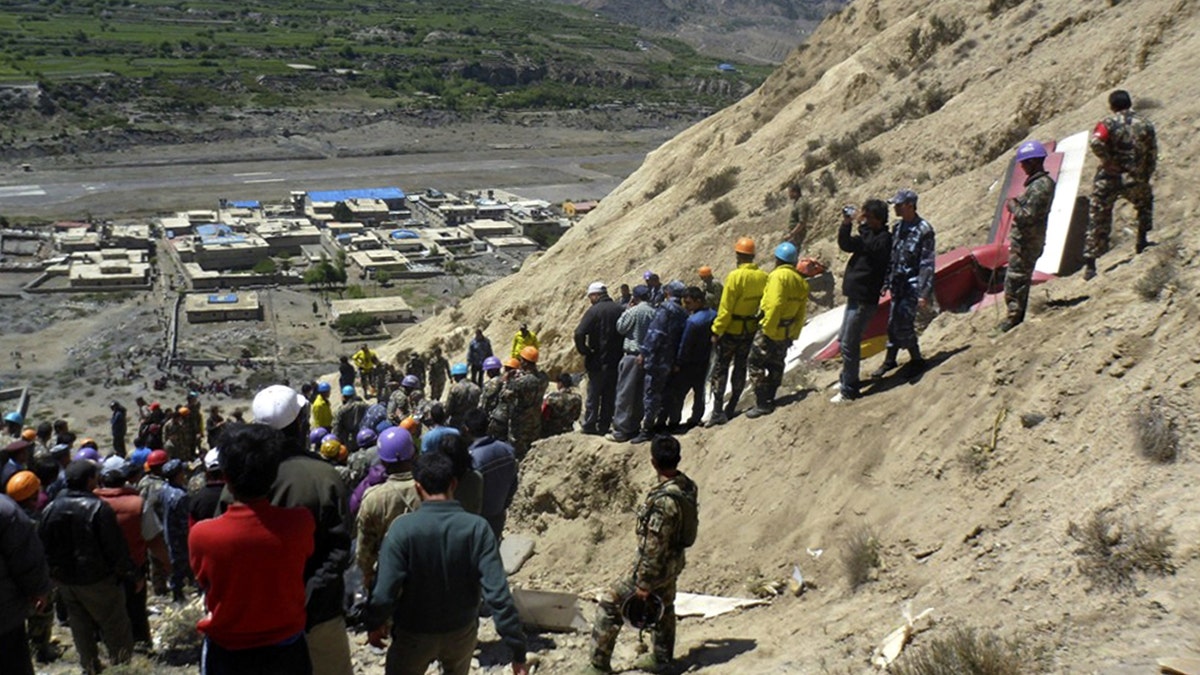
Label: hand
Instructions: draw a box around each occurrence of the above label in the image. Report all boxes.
[368,625,389,649]
[512,662,530,675]
[710,335,720,345]
[918,297,929,311]
[32,594,49,612]
[634,587,651,601]
[1005,197,1019,213]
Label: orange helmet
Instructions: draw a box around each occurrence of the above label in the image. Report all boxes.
[177,406,190,417]
[796,257,827,277]
[503,357,521,369]
[519,346,539,363]
[734,237,755,255]
[698,265,713,279]
[20,428,36,441]
[400,416,420,433]
[5,470,41,502]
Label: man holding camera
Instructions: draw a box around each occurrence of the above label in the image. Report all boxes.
[831,200,892,402]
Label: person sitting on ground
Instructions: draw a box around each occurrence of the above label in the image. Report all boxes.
[542,373,583,438]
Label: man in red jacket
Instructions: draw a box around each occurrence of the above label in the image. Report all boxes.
[189,423,315,675]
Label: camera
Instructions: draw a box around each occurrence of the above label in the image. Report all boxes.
[842,205,856,217]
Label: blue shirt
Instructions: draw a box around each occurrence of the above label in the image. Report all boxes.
[677,307,717,366]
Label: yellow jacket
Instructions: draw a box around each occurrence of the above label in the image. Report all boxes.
[352,348,378,373]
[510,329,540,358]
[711,263,768,337]
[311,394,332,431]
[759,264,808,341]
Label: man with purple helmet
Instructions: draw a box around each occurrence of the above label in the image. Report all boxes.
[354,427,418,591]
[1001,140,1056,332]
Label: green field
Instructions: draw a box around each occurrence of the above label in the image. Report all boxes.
[0,0,772,111]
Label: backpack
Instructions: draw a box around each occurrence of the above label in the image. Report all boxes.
[653,482,699,550]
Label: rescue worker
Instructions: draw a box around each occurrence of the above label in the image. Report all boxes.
[427,347,451,401]
[542,373,582,438]
[872,189,935,378]
[585,436,698,674]
[746,243,809,418]
[311,382,333,431]
[1002,141,1057,331]
[698,266,722,311]
[184,392,204,453]
[333,386,370,452]
[354,427,418,592]
[707,238,768,426]
[486,358,520,443]
[466,329,493,387]
[573,281,624,436]
[510,323,539,360]
[635,281,689,443]
[502,347,544,460]
[1084,89,1158,278]
[351,343,380,396]
[387,375,424,425]
[478,355,504,418]
[163,408,193,462]
[445,363,481,429]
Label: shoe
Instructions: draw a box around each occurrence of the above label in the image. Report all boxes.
[581,427,603,436]
[629,432,653,444]
[704,412,728,427]
[997,320,1015,333]
[1136,236,1149,254]
[604,432,630,443]
[744,406,774,419]
[1082,261,1097,280]
[905,358,927,374]
[869,362,898,379]
[631,654,670,673]
[830,392,848,404]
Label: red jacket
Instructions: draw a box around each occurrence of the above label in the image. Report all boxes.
[95,486,152,567]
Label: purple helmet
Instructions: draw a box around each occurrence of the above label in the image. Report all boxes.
[321,433,339,447]
[401,375,420,389]
[1015,140,1047,162]
[377,427,415,464]
[355,428,378,449]
[75,447,100,462]
[482,356,502,371]
[309,427,329,446]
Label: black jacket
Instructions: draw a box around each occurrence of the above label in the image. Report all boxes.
[37,489,134,586]
[838,221,892,302]
[573,295,625,369]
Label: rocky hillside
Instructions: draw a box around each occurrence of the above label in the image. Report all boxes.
[383,0,1200,671]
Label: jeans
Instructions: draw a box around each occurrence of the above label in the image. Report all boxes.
[838,299,878,398]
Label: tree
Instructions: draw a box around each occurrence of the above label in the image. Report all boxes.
[252,258,278,275]
[375,269,392,285]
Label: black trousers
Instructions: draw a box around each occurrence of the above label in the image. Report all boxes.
[0,623,34,675]
[202,634,312,675]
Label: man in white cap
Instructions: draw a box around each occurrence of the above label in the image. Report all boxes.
[190,448,225,525]
[248,385,354,675]
[573,281,624,436]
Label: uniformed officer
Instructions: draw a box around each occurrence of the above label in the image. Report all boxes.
[584,435,698,674]
[501,347,544,460]
[1002,141,1057,331]
[872,189,936,378]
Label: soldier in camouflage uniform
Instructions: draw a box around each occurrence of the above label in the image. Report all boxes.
[162,408,194,461]
[502,347,543,460]
[1002,141,1057,331]
[698,266,723,311]
[185,392,204,453]
[585,436,698,674]
[386,375,423,425]
[872,189,936,378]
[542,373,582,438]
[482,357,510,440]
[746,243,808,418]
[426,346,451,401]
[1084,89,1158,278]
[403,351,427,392]
[445,363,481,428]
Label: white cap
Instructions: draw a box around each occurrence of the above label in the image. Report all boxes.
[586,281,606,295]
[101,455,126,474]
[204,448,221,471]
[251,384,307,430]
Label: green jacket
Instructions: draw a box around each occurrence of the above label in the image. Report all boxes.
[365,500,526,663]
[634,472,698,591]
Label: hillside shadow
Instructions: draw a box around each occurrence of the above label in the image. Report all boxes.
[671,637,757,671]
[476,633,559,666]
[862,345,971,396]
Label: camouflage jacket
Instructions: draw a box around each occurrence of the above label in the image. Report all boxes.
[701,278,724,311]
[1090,109,1157,181]
[446,380,482,423]
[1010,171,1056,245]
[481,376,506,421]
[542,389,582,436]
[633,472,698,590]
[502,370,542,426]
[386,389,422,423]
[427,356,450,386]
[886,217,936,299]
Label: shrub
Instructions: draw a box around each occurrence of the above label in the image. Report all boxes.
[251,258,277,274]
[892,626,1043,675]
[710,199,738,224]
[819,170,838,196]
[334,311,380,335]
[1066,509,1175,590]
[839,145,882,177]
[987,0,1027,17]
[841,526,880,590]
[1133,398,1179,463]
[697,166,741,203]
[644,178,669,200]
[1134,243,1179,300]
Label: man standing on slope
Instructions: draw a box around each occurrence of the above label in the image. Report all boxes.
[707,238,768,426]
[745,243,808,419]
[574,281,624,436]
[1083,89,1157,279]
[872,189,935,378]
[831,200,891,403]
[1001,141,1056,332]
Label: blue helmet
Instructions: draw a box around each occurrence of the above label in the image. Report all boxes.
[316,382,331,395]
[1015,140,1048,162]
[774,242,799,264]
[341,385,356,397]
[450,363,469,377]
[3,411,23,425]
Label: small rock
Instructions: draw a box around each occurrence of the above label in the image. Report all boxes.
[1020,412,1045,428]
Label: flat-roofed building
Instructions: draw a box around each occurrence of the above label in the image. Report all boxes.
[252,219,321,255]
[420,227,472,253]
[160,214,195,236]
[194,233,270,270]
[348,248,410,277]
[108,223,153,249]
[343,198,389,226]
[185,291,263,323]
[68,249,151,288]
[437,203,477,227]
[58,230,102,252]
[485,235,539,255]
[187,210,218,224]
[330,296,413,323]
[462,220,515,239]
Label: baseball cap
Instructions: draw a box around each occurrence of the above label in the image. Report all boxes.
[665,280,687,297]
[101,455,126,476]
[586,281,606,296]
[887,188,919,205]
[632,284,651,300]
[204,448,221,471]
[252,384,306,430]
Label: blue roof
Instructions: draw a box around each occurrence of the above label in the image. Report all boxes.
[391,230,419,239]
[717,63,737,72]
[308,187,406,203]
[207,294,238,304]
[230,200,260,209]
[200,235,247,245]
[195,224,233,237]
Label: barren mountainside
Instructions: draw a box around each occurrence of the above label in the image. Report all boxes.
[385,0,1200,671]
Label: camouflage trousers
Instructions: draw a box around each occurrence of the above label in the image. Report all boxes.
[27,586,56,653]
[747,333,790,407]
[509,411,540,461]
[708,332,754,415]
[885,286,920,352]
[590,576,677,669]
[1005,229,1046,325]
[1087,172,1153,259]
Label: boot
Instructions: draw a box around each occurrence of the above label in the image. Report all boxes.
[744,388,775,419]
[631,653,669,673]
[1082,258,1097,280]
[870,348,899,378]
[1136,231,1149,254]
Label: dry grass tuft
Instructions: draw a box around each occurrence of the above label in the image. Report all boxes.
[1133,397,1179,463]
[892,626,1043,675]
[1135,242,1181,300]
[710,199,739,224]
[696,166,741,203]
[841,526,881,590]
[1066,509,1176,591]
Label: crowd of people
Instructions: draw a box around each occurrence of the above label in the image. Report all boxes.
[0,90,1158,675]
